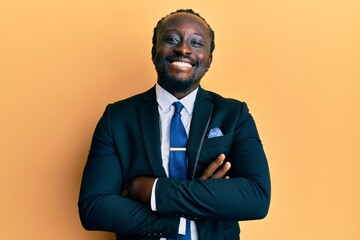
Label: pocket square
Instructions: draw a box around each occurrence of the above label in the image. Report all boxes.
[207,127,224,138]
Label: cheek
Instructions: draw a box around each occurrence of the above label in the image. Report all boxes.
[199,54,212,68]
[153,49,165,64]
[155,44,171,56]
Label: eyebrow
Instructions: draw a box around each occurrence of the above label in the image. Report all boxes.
[162,29,205,38]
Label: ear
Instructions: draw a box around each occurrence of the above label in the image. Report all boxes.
[151,46,156,62]
[207,54,213,69]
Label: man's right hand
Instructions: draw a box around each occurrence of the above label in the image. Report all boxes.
[199,154,231,180]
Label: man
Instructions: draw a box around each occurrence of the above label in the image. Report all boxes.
[79,9,271,240]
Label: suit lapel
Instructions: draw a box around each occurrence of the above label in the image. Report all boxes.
[139,87,167,178]
[187,88,213,179]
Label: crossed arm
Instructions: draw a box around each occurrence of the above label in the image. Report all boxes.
[79,153,233,237]
[121,153,231,204]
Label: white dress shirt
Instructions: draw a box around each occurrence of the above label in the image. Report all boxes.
[151,83,198,240]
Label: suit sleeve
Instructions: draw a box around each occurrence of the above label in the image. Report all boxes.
[78,105,179,238]
[155,102,271,221]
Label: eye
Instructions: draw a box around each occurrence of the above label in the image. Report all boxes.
[164,37,179,44]
[191,40,204,47]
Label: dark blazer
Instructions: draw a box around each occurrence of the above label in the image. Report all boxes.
[79,86,271,240]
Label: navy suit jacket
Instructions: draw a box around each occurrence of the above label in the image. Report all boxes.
[78,86,271,240]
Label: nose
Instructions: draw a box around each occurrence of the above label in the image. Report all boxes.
[174,41,192,55]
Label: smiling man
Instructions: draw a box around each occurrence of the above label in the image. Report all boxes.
[152,11,213,99]
[79,9,271,240]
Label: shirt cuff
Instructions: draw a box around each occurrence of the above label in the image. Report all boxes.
[150,178,186,235]
[150,178,158,211]
[178,218,186,235]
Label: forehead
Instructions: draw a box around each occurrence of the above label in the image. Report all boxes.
[158,12,211,38]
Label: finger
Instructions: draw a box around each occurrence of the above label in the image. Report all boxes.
[200,154,224,180]
[212,162,231,179]
[121,188,128,197]
[199,154,225,180]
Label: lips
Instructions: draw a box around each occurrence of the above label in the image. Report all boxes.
[170,61,193,68]
[166,56,197,68]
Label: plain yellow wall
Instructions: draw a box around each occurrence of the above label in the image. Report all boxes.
[1,0,359,239]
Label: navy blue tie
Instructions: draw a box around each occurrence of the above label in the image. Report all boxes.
[169,102,191,240]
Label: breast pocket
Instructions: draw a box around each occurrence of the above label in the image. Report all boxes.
[194,134,233,177]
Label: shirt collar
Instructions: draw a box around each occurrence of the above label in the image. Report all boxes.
[156,83,198,115]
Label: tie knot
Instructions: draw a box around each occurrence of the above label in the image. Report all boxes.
[173,101,184,114]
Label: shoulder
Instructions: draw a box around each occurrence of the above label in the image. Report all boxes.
[107,87,155,111]
[96,87,156,124]
[200,88,248,113]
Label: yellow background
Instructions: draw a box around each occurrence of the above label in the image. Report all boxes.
[1,0,359,239]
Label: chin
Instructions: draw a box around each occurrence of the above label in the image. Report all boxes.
[158,75,199,94]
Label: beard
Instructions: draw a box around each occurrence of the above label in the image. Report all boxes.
[156,69,200,94]
[154,57,205,95]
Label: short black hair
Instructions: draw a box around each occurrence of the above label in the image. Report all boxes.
[151,9,215,59]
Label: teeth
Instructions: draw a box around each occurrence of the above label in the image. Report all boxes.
[171,61,192,68]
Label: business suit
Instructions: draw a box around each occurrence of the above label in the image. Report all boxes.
[78,86,271,239]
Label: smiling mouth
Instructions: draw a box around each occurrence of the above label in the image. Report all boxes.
[170,61,193,68]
